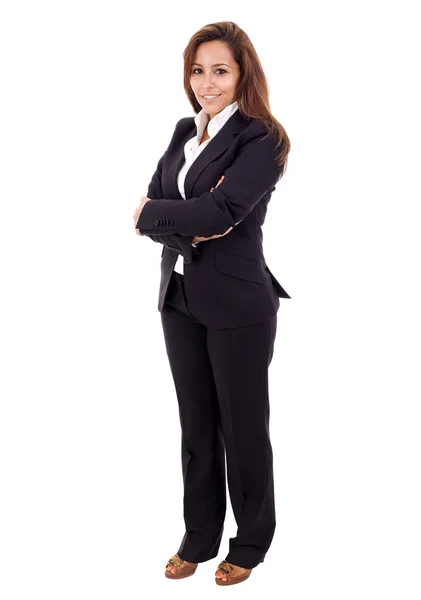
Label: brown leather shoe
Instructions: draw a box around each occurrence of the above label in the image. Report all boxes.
[215,560,252,585]
[165,554,198,579]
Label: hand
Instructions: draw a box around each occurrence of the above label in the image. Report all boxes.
[192,221,242,244]
[193,176,242,243]
[134,196,151,236]
[210,175,224,193]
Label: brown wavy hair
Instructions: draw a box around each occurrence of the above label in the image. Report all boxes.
[182,21,291,176]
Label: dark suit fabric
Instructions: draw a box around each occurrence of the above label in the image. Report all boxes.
[136,108,290,329]
[137,109,290,568]
[162,271,277,569]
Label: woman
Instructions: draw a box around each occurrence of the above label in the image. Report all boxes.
[133,21,291,586]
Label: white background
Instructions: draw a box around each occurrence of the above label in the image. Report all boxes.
[1,1,420,598]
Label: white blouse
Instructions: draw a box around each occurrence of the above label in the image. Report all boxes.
[173,100,239,275]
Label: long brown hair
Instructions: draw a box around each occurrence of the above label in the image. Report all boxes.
[182,21,291,176]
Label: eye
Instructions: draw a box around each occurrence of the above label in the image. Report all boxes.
[192,68,227,75]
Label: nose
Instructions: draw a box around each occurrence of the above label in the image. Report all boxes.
[202,72,217,90]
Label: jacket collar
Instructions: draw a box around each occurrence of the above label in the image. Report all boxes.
[170,107,250,200]
[193,100,239,142]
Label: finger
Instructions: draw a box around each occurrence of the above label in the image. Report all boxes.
[213,175,225,190]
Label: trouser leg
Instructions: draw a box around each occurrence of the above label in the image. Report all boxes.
[206,314,278,569]
[160,293,226,563]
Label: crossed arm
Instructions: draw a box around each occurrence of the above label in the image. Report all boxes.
[135,125,281,260]
[135,152,239,263]
[135,150,196,259]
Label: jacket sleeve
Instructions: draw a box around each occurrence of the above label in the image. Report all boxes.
[139,122,197,264]
[135,128,283,238]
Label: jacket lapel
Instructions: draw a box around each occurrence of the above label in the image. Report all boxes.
[166,124,193,199]
[169,109,250,201]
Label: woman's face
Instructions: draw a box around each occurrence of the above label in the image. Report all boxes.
[190,40,240,119]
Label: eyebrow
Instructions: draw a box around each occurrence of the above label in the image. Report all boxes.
[192,63,230,68]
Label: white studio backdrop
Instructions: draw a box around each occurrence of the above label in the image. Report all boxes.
[0,1,420,599]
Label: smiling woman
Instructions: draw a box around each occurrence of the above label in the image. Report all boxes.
[190,45,240,121]
[134,20,291,587]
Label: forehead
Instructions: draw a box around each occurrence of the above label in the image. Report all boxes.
[193,40,232,64]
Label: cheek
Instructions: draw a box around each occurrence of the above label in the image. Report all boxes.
[221,77,236,92]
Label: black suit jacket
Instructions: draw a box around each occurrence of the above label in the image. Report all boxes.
[136,108,291,329]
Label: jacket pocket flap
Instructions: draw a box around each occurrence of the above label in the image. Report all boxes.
[214,250,263,284]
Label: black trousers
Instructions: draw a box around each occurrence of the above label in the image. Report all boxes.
[160,271,278,569]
